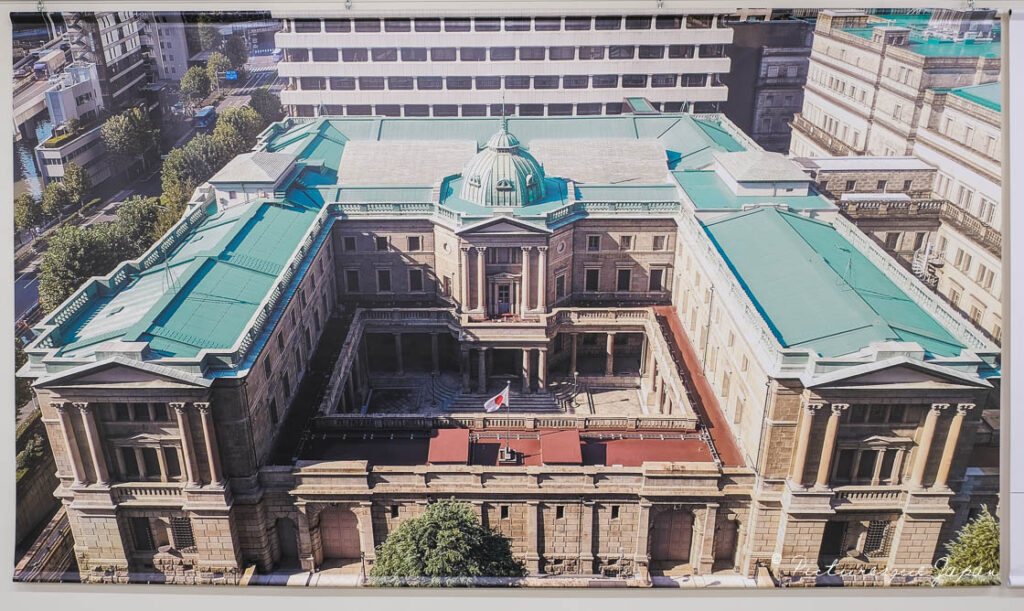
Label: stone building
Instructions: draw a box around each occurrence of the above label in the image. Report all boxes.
[19,112,999,586]
[788,9,999,159]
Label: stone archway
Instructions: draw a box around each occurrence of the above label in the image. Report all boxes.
[318,506,361,562]
[649,507,694,575]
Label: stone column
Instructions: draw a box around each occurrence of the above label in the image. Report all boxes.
[633,501,652,581]
[53,402,86,485]
[355,502,376,563]
[526,501,541,573]
[477,347,488,393]
[393,333,404,375]
[697,503,719,575]
[654,374,665,414]
[461,347,471,391]
[460,246,471,310]
[536,246,548,312]
[522,348,532,393]
[790,403,822,487]
[430,333,440,375]
[75,402,109,485]
[476,246,487,315]
[537,348,548,391]
[935,403,975,488]
[815,403,848,488]
[569,333,579,374]
[155,445,169,482]
[195,402,223,485]
[579,501,595,574]
[605,332,615,375]
[296,505,315,572]
[909,403,948,487]
[520,246,531,315]
[172,402,200,486]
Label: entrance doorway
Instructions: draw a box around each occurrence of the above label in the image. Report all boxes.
[495,283,512,315]
[818,520,848,570]
[649,508,694,575]
[319,507,361,561]
[276,518,300,569]
[712,519,738,572]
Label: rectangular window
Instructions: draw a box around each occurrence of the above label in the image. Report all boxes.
[475,18,500,31]
[653,235,667,251]
[490,47,515,61]
[611,505,620,519]
[430,48,457,61]
[649,269,664,291]
[587,235,601,251]
[834,449,855,483]
[879,449,898,483]
[354,19,380,32]
[639,45,665,59]
[324,19,350,32]
[343,236,356,251]
[555,506,565,520]
[169,517,196,551]
[417,77,443,90]
[520,47,545,61]
[505,17,530,31]
[856,450,877,480]
[447,76,472,90]
[311,48,338,62]
[534,75,559,89]
[358,77,385,90]
[563,75,588,89]
[131,403,150,421]
[555,274,566,298]
[864,521,890,556]
[579,46,605,60]
[164,448,182,478]
[407,236,421,251]
[114,403,131,421]
[500,505,510,519]
[141,447,160,477]
[592,74,617,88]
[595,16,621,30]
[120,447,140,477]
[400,47,427,62]
[564,16,591,30]
[506,75,530,89]
[345,270,360,292]
[622,74,648,88]
[616,269,631,291]
[619,235,633,250]
[651,74,676,88]
[370,48,398,62]
[388,77,413,90]
[625,15,652,29]
[377,269,392,292]
[375,236,389,251]
[299,77,326,90]
[330,77,355,90]
[609,45,636,59]
[341,48,368,62]
[585,269,600,291]
[549,46,575,60]
[293,18,322,33]
[668,44,695,58]
[409,269,424,292]
[445,18,470,32]
[535,17,561,31]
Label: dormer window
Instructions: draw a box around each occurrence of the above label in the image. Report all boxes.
[468,175,481,187]
[525,173,537,187]
[496,178,515,191]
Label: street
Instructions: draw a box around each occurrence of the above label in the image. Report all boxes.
[14,270,39,322]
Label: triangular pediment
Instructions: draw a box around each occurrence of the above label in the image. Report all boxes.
[34,357,212,390]
[806,358,991,390]
[456,216,551,236]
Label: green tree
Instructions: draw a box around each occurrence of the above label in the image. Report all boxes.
[156,133,226,236]
[38,225,119,313]
[15,337,33,408]
[935,506,1000,586]
[369,499,525,586]
[61,162,91,207]
[14,192,43,232]
[217,105,265,145]
[101,107,158,173]
[180,66,211,109]
[206,52,232,90]
[212,122,246,159]
[223,33,248,69]
[114,195,162,247]
[248,87,283,125]
[40,181,70,218]
[198,21,222,51]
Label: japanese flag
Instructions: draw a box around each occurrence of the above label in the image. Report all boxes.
[484,383,510,413]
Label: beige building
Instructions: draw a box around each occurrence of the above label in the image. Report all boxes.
[19,113,999,586]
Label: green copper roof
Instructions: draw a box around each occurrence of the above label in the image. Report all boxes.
[673,171,833,211]
[702,207,965,358]
[459,125,547,207]
[951,82,1001,112]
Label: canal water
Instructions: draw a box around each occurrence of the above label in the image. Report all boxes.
[13,118,50,200]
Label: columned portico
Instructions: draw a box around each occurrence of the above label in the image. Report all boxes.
[459,246,471,310]
[815,403,847,488]
[522,348,533,393]
[53,402,86,486]
[520,246,531,315]
[909,403,948,487]
[790,402,821,487]
[934,403,975,488]
[76,402,109,486]
[536,246,547,312]
[172,402,200,487]
[477,347,488,393]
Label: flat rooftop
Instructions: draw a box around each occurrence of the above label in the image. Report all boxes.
[793,156,934,172]
[842,12,1001,58]
[950,82,1001,112]
[301,429,714,467]
[673,171,832,211]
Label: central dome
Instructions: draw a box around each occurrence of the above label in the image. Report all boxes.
[459,124,547,207]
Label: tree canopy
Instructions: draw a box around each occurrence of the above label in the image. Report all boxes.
[223,33,248,69]
[935,506,1000,586]
[61,162,91,206]
[369,499,525,586]
[101,107,158,171]
[14,192,43,232]
[206,52,232,89]
[40,182,70,218]
[180,66,211,108]
[198,20,222,51]
[248,87,283,125]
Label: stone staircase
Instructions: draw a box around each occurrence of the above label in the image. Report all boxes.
[446,391,561,413]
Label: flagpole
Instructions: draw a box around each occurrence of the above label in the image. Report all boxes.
[504,381,511,453]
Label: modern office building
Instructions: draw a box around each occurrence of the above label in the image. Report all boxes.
[139,12,190,81]
[19,112,999,586]
[62,11,149,111]
[721,15,814,152]
[272,12,732,118]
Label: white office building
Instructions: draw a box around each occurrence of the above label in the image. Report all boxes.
[140,12,190,80]
[272,12,732,117]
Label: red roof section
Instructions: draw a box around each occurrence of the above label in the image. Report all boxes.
[653,306,746,467]
[598,437,711,466]
[540,429,583,464]
[427,428,470,464]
